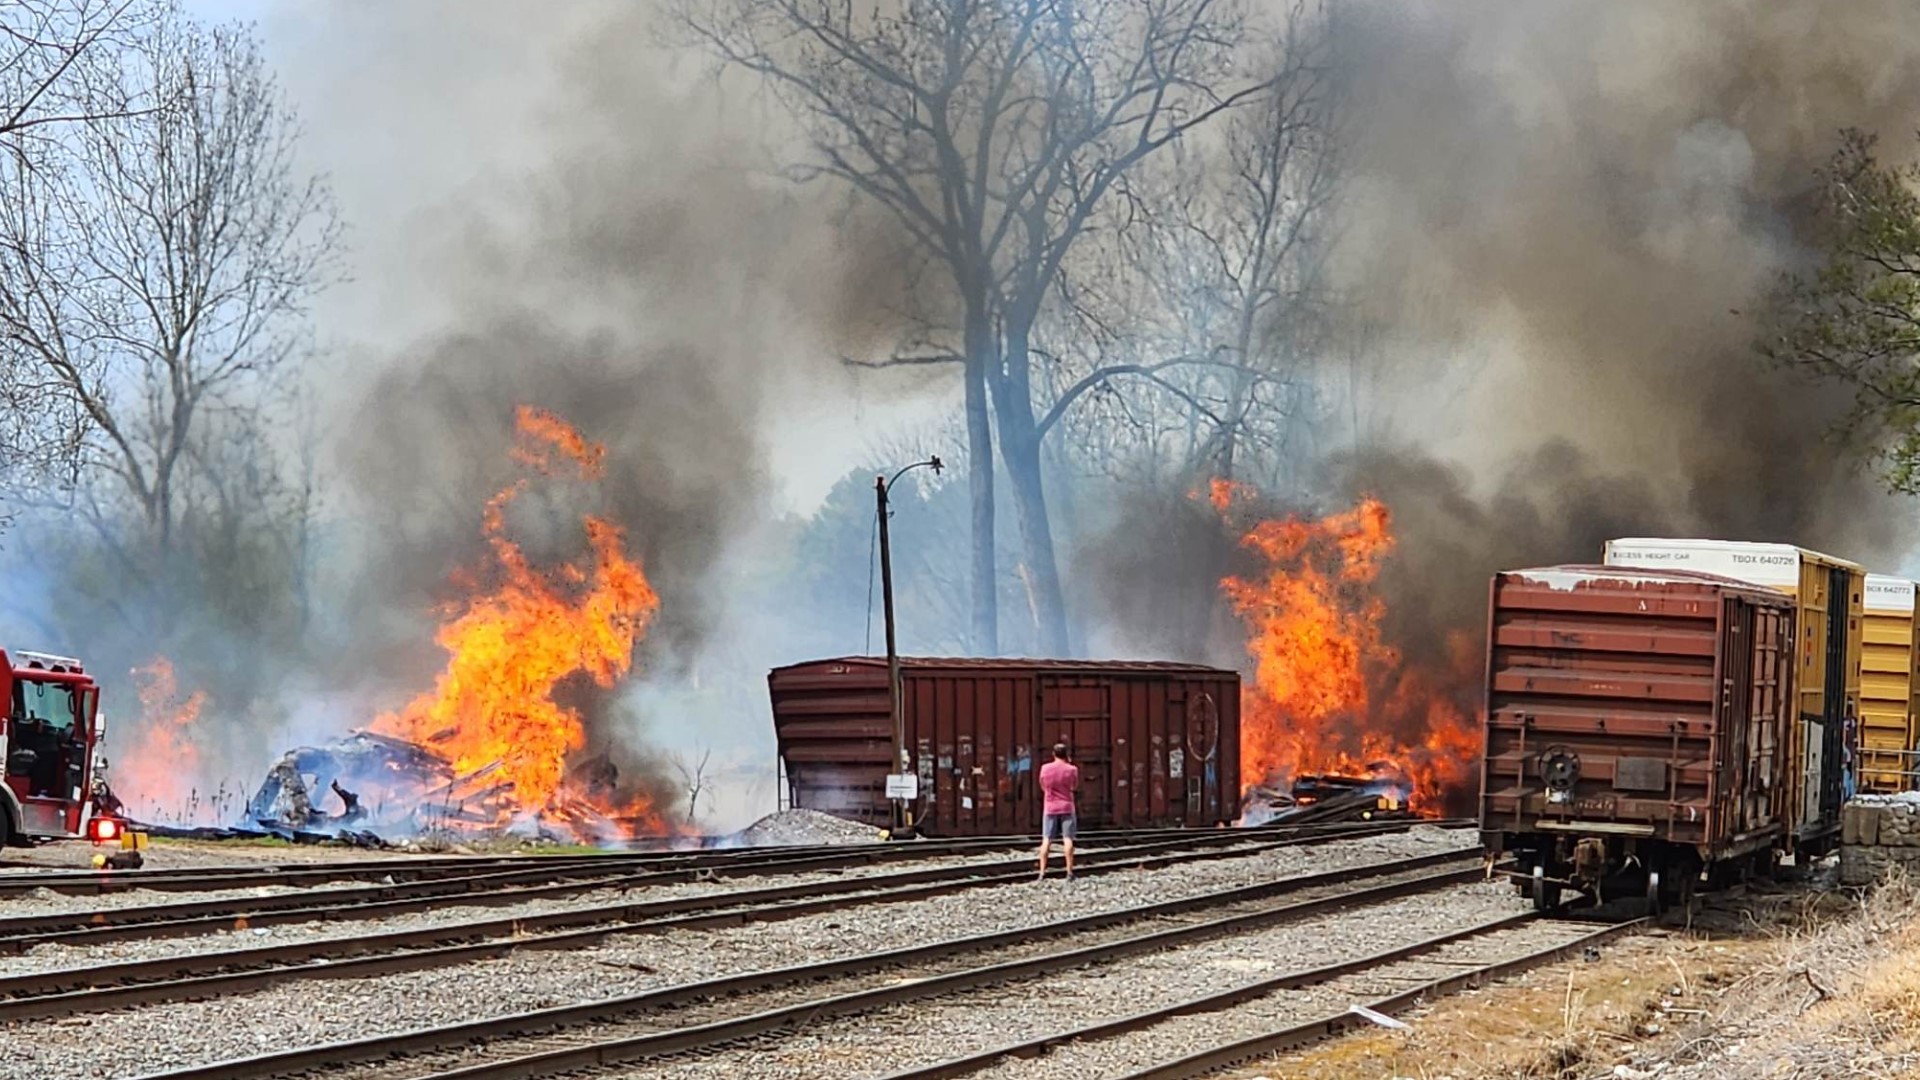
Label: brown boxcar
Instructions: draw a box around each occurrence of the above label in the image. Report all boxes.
[769,656,1241,836]
[1479,566,1795,911]
[1602,538,1864,852]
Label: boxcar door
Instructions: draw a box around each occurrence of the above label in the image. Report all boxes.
[1038,679,1111,827]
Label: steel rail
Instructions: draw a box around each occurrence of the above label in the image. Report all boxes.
[0,833,1047,897]
[0,831,1245,940]
[875,910,1638,1079]
[0,817,1471,897]
[0,819,1447,952]
[1107,916,1650,1080]
[132,857,1490,1080]
[0,854,660,898]
[0,840,1479,1019]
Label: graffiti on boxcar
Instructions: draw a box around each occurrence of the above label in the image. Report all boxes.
[917,738,934,806]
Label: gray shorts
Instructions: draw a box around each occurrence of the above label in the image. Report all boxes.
[1042,813,1077,841]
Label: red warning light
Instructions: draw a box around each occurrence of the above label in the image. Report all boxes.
[89,818,122,843]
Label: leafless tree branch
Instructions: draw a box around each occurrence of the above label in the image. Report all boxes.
[0,6,339,547]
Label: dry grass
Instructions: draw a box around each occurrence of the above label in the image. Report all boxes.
[1231,934,1757,1080]
[1641,872,1920,1080]
[1227,880,1920,1080]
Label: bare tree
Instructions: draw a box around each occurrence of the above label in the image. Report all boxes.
[0,0,157,498]
[1043,1,1342,495]
[0,0,149,144]
[0,9,340,552]
[675,0,1270,655]
[672,746,714,824]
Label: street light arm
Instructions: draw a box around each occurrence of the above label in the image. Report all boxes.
[885,455,944,494]
[875,451,941,840]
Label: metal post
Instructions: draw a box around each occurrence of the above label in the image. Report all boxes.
[876,474,904,834]
[874,456,940,839]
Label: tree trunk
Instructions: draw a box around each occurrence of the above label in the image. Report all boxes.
[999,422,1070,655]
[990,335,1071,657]
[963,325,999,655]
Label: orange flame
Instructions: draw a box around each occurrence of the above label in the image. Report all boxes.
[1215,486,1480,815]
[120,658,206,821]
[372,406,663,829]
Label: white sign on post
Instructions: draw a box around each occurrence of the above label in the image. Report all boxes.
[886,773,919,801]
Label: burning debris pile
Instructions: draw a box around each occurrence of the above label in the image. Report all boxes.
[1242,773,1417,826]
[1214,482,1482,817]
[239,406,674,844]
[243,731,647,843]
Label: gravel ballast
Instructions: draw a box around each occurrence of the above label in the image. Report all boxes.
[0,825,1479,1079]
[0,829,1438,973]
[728,809,882,846]
[613,877,1532,1080]
[0,839,1111,977]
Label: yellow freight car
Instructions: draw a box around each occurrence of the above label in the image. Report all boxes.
[1861,574,1920,792]
[1602,539,1864,854]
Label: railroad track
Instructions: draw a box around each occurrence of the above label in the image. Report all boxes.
[0,818,1461,898]
[0,853,658,898]
[0,821,1466,1018]
[0,830,1105,897]
[883,912,1644,1080]
[127,848,1492,1080]
[0,819,1445,952]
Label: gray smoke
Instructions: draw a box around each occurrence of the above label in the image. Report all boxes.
[1073,2,1920,804]
[1327,0,1920,573]
[313,4,919,783]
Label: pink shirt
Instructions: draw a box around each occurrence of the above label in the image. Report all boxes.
[1040,759,1079,816]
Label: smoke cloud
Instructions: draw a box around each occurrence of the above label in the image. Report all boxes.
[312,4,921,781]
[1327,0,1920,575]
[1075,1,1920,810]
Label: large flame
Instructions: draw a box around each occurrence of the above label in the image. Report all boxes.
[120,658,207,822]
[372,406,663,828]
[1214,481,1481,815]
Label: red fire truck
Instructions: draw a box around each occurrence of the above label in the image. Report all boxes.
[0,649,115,844]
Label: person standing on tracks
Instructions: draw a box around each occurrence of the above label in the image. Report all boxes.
[1037,743,1080,881]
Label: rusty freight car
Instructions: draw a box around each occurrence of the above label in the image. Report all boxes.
[1479,566,1796,912]
[1602,537,1864,852]
[769,657,1241,836]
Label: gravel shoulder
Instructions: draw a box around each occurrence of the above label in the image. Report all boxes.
[0,825,1476,1079]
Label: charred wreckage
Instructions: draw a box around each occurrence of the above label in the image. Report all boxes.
[211,731,634,846]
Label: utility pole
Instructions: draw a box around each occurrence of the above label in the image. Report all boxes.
[876,456,941,837]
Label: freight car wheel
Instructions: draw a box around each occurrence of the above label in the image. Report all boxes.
[1644,870,1663,916]
[1531,865,1562,911]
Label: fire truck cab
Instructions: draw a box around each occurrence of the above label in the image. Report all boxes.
[0,649,104,844]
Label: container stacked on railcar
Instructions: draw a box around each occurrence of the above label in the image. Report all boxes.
[768,657,1241,836]
[1860,574,1920,792]
[1601,538,1864,852]
[1479,565,1796,911]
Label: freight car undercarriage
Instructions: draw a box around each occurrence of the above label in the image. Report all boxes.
[1493,828,1777,914]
